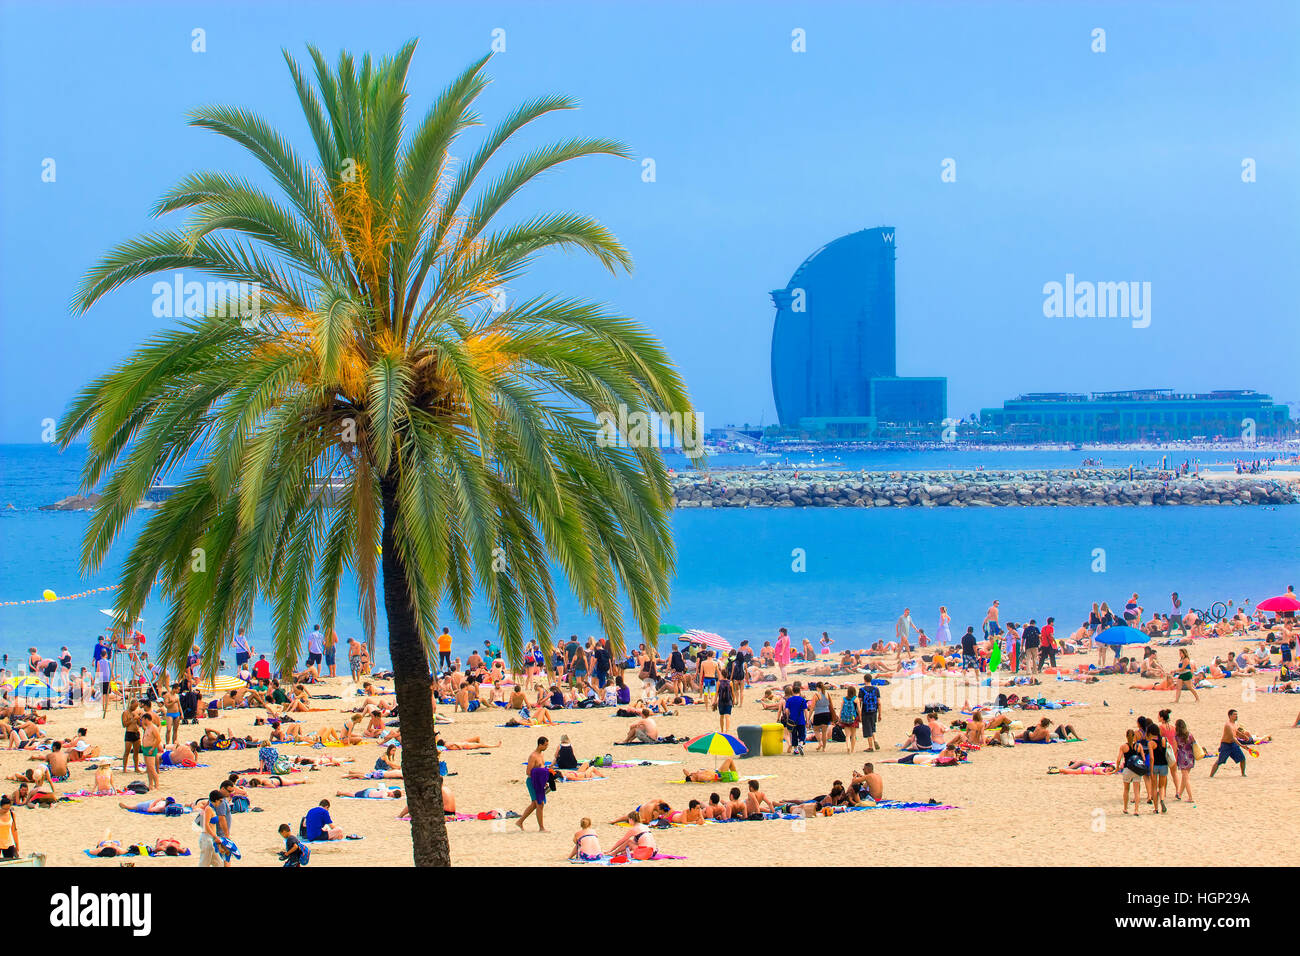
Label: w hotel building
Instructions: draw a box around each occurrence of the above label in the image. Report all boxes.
[770,227,946,437]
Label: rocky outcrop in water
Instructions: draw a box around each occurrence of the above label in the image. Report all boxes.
[669,470,1299,509]
[40,493,103,511]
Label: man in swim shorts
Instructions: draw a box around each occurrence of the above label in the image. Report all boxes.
[516,736,550,832]
[1209,709,1247,777]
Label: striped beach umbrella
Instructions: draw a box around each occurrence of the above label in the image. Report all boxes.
[683,732,748,768]
[684,629,734,653]
[194,675,246,695]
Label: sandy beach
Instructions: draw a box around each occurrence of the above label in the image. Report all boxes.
[4,630,1297,868]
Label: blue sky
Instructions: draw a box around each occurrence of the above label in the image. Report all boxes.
[1,0,1297,442]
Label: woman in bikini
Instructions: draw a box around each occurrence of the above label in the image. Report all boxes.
[568,817,603,860]
[163,685,182,746]
[1173,649,1200,703]
[608,811,658,860]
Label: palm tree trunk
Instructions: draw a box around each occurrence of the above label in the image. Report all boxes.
[380,478,450,866]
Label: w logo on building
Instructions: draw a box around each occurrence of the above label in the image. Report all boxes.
[881,232,894,243]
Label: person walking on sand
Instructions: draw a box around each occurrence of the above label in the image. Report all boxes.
[809,681,836,752]
[1146,724,1170,813]
[1172,719,1197,805]
[713,670,735,734]
[860,679,881,751]
[838,686,860,753]
[774,628,792,682]
[1208,710,1247,778]
[1118,728,1147,815]
[517,736,551,832]
[895,608,918,653]
[781,681,809,755]
[1172,649,1199,703]
[198,789,224,867]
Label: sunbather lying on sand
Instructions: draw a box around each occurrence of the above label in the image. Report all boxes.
[610,800,671,825]
[436,735,501,750]
[335,786,402,799]
[680,757,739,782]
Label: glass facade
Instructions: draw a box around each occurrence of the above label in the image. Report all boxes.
[771,227,897,423]
[770,227,946,427]
[979,390,1292,442]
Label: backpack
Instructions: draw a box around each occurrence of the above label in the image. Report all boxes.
[860,685,879,712]
[1123,745,1149,776]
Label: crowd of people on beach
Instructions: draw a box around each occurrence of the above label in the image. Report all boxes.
[1,584,1297,863]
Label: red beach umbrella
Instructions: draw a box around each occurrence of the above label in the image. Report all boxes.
[1256,594,1300,613]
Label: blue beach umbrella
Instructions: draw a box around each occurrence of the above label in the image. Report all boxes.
[1095,625,1150,647]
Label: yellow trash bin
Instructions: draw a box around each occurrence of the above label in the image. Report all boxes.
[760,722,785,756]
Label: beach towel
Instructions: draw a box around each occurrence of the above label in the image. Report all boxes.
[855,800,958,812]
[497,720,583,727]
[613,735,681,746]
[301,834,365,842]
[568,852,687,865]
[123,804,194,815]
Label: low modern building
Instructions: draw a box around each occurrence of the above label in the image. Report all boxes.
[769,226,946,436]
[979,389,1292,442]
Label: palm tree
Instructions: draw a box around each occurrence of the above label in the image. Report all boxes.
[59,42,695,866]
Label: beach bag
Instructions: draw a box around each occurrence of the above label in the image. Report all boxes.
[831,725,846,743]
[126,780,149,794]
[1124,748,1149,776]
[274,756,293,775]
[163,802,186,816]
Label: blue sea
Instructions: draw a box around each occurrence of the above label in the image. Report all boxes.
[1,444,1296,672]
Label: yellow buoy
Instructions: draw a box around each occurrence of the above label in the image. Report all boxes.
[42,589,57,601]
